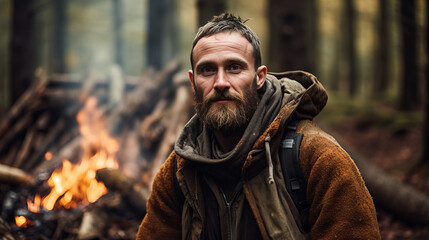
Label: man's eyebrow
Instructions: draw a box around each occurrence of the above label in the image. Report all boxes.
[225,58,248,66]
[195,61,215,69]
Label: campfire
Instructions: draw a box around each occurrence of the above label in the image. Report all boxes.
[0,61,193,239]
[24,97,118,215]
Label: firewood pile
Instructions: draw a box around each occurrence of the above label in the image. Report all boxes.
[0,60,194,239]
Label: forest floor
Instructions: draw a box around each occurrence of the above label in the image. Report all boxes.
[325,113,428,240]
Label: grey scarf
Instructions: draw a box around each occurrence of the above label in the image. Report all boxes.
[174,75,282,166]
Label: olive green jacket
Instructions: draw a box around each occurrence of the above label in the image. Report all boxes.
[137,71,381,240]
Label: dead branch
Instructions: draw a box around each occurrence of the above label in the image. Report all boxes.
[0,68,48,139]
[108,59,181,135]
[0,164,34,186]
[149,70,192,186]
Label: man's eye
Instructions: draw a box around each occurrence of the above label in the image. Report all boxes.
[199,66,216,76]
[227,64,242,73]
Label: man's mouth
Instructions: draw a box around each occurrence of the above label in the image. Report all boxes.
[213,99,233,104]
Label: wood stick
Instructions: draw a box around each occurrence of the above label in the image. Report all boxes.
[149,70,192,186]
[0,163,34,185]
[14,127,37,168]
[77,208,107,240]
[96,168,149,214]
[108,59,181,135]
[119,125,142,180]
[0,113,32,154]
[2,143,20,166]
[108,64,124,106]
[0,217,15,240]
[31,135,82,175]
[0,68,48,139]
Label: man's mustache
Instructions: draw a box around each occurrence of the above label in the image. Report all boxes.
[206,91,242,105]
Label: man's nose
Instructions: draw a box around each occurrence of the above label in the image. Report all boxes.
[213,70,230,91]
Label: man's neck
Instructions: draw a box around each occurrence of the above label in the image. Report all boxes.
[213,128,245,153]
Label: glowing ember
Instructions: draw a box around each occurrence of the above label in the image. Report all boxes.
[15,216,32,228]
[45,152,52,161]
[26,97,119,213]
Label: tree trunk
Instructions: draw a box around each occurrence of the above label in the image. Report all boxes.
[146,0,178,70]
[423,0,429,164]
[398,0,419,111]
[267,0,312,72]
[373,0,389,96]
[196,0,226,27]
[344,0,357,97]
[112,0,123,68]
[10,0,37,103]
[328,129,429,225]
[52,0,67,73]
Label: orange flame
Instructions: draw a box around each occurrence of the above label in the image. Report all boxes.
[26,97,119,213]
[15,216,33,228]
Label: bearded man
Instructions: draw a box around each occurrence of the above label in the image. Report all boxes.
[136,13,381,240]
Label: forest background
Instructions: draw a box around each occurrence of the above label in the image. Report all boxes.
[0,0,428,239]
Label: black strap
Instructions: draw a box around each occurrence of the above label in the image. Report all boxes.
[279,120,311,233]
[173,159,185,213]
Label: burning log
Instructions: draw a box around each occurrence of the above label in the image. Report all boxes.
[96,168,149,215]
[77,208,107,240]
[0,164,34,186]
[0,61,194,238]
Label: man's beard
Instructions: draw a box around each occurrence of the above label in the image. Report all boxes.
[194,76,260,132]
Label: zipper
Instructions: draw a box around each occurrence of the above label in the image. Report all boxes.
[219,186,241,240]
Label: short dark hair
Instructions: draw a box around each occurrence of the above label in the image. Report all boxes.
[190,13,262,71]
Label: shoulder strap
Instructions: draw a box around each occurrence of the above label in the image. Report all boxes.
[279,120,311,233]
[173,159,185,213]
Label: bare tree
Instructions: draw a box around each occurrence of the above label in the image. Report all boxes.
[398,0,420,110]
[146,0,178,70]
[52,0,67,73]
[373,0,389,96]
[197,0,226,27]
[267,0,313,72]
[423,0,429,165]
[112,0,123,68]
[10,0,37,103]
[344,0,357,97]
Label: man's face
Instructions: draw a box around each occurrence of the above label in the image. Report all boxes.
[188,32,267,131]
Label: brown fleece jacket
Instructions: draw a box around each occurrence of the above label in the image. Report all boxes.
[137,71,381,239]
[297,121,380,239]
[136,121,381,239]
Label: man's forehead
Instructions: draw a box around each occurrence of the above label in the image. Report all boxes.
[193,32,253,63]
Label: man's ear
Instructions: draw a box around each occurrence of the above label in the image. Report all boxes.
[256,65,267,89]
[188,70,195,93]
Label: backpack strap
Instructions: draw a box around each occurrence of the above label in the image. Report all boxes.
[279,120,311,233]
[173,159,185,213]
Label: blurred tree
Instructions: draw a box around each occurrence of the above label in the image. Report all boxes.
[308,0,318,75]
[146,0,178,70]
[52,0,67,73]
[113,0,123,68]
[197,0,226,27]
[344,0,357,97]
[398,0,419,111]
[10,0,36,103]
[373,0,389,96]
[424,0,429,165]
[267,0,314,72]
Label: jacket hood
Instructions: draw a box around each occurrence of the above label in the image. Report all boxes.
[271,71,328,120]
[174,70,328,165]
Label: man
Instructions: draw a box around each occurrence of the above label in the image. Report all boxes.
[137,13,380,240]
